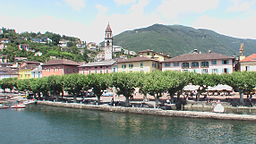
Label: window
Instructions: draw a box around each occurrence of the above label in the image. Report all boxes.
[173,62,179,67]
[129,64,133,68]
[212,69,218,74]
[122,64,126,69]
[164,63,171,67]
[202,69,208,74]
[182,62,189,68]
[140,62,144,68]
[201,61,209,67]
[106,69,108,73]
[245,66,250,71]
[212,60,217,65]
[191,62,199,68]
[222,60,229,64]
[223,68,229,73]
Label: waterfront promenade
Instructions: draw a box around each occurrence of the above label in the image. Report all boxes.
[38,101,256,121]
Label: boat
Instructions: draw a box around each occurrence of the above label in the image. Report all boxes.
[0,104,9,109]
[23,100,36,105]
[11,104,26,109]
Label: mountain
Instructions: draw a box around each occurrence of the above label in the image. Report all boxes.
[113,24,256,57]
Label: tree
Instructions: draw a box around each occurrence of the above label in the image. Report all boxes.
[142,71,169,108]
[63,74,89,103]
[111,72,137,106]
[88,74,111,104]
[47,76,63,101]
[222,72,256,105]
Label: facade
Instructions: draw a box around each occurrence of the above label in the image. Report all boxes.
[104,23,113,60]
[42,59,79,77]
[138,49,170,62]
[240,54,256,72]
[117,57,161,73]
[162,52,235,74]
[31,65,42,78]
[18,65,38,79]
[79,60,116,75]
[0,67,18,80]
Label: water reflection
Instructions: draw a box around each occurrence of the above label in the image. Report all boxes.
[1,105,255,144]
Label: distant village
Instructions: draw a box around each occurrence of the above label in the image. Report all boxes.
[0,23,255,80]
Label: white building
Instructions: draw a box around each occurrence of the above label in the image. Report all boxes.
[162,51,235,74]
[240,54,256,72]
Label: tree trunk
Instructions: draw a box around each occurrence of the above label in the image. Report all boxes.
[97,95,100,105]
[125,96,130,107]
[73,95,77,103]
[143,93,147,102]
[155,96,160,108]
[239,91,244,105]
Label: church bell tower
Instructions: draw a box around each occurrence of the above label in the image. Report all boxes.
[104,23,113,60]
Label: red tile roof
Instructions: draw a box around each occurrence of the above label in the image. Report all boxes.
[138,49,170,57]
[117,56,159,63]
[43,59,80,66]
[240,54,256,62]
[163,53,234,62]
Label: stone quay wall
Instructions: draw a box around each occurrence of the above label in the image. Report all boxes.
[37,101,256,121]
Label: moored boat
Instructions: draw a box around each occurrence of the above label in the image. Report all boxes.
[11,104,26,109]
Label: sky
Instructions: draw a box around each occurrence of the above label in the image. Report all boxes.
[1,0,256,43]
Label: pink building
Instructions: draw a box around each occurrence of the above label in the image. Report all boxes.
[42,59,79,77]
[79,60,116,75]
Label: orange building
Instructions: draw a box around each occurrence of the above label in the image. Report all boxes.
[42,59,79,77]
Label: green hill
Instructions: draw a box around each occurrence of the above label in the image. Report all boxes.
[113,24,256,57]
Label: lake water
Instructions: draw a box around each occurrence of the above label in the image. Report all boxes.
[0,105,256,144]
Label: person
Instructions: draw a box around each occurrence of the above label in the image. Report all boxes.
[109,97,114,106]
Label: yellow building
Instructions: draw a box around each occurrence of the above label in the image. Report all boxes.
[18,65,37,79]
[117,57,161,73]
[138,49,170,62]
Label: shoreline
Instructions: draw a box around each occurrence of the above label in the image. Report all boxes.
[37,101,256,121]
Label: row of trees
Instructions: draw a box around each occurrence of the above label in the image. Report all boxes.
[0,71,255,106]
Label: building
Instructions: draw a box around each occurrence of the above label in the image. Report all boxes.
[0,67,18,79]
[87,42,98,51]
[138,49,170,61]
[117,57,161,73]
[34,51,43,56]
[240,53,256,72]
[0,38,10,44]
[18,65,38,79]
[19,61,41,68]
[104,23,113,60]
[18,44,31,51]
[0,42,5,50]
[42,59,79,77]
[58,40,69,47]
[31,65,42,78]
[79,60,116,75]
[162,51,235,74]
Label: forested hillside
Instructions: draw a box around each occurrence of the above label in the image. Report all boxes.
[114,24,256,56]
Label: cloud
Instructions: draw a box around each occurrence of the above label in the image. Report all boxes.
[64,0,86,11]
[193,15,256,39]
[227,0,256,12]
[156,0,219,20]
[114,0,137,5]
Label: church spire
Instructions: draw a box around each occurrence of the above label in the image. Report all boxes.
[105,22,112,32]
